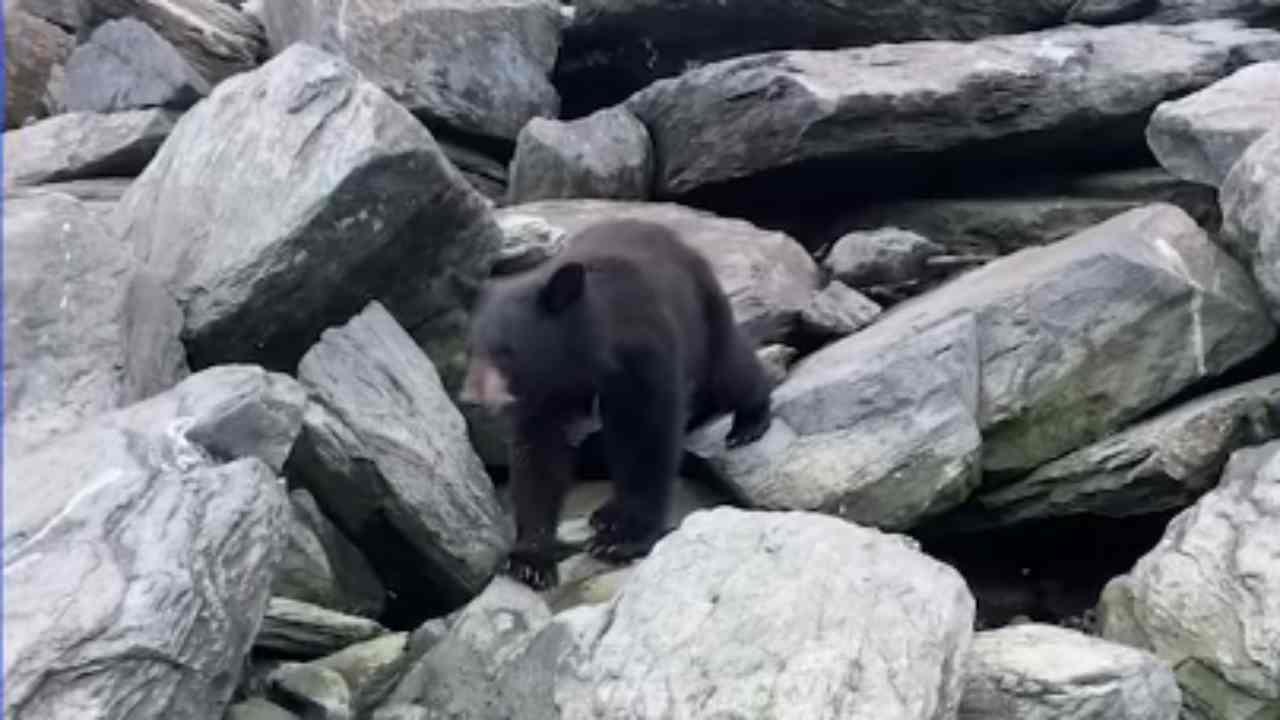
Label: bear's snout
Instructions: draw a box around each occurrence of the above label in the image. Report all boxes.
[460,356,516,412]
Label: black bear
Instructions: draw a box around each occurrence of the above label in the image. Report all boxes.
[461,219,773,589]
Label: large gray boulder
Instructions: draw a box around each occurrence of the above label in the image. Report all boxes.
[502,508,975,719]
[115,44,501,379]
[556,0,1086,109]
[289,302,510,619]
[955,375,1280,529]
[260,0,562,141]
[4,457,287,720]
[63,17,210,113]
[4,110,177,188]
[85,0,266,84]
[4,364,307,556]
[3,193,187,453]
[1221,127,1280,323]
[1148,61,1280,188]
[872,204,1270,478]
[1100,441,1280,720]
[3,4,73,128]
[960,623,1182,720]
[507,106,653,203]
[493,200,820,343]
[625,21,1280,196]
[688,314,981,531]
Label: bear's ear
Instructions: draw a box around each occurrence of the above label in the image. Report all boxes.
[540,262,585,313]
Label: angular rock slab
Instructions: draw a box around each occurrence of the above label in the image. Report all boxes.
[4,457,288,720]
[689,313,981,531]
[493,200,820,343]
[503,508,975,719]
[4,364,307,556]
[63,17,210,113]
[289,302,510,618]
[387,577,552,717]
[884,203,1271,478]
[960,374,1280,529]
[115,44,501,376]
[1100,441,1280,720]
[87,0,266,84]
[312,633,411,716]
[625,20,1280,196]
[960,623,1182,720]
[4,109,177,187]
[3,193,187,452]
[507,106,654,203]
[3,6,73,128]
[1222,127,1280,323]
[1148,61,1280,188]
[256,597,389,658]
[260,0,562,140]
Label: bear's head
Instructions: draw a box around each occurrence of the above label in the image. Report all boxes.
[461,261,591,414]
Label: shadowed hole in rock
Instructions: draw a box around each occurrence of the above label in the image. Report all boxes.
[914,510,1179,631]
[665,118,1158,251]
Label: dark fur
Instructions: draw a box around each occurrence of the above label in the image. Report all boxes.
[464,219,772,589]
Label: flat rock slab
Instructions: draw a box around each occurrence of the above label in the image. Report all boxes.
[1148,60,1280,187]
[260,0,562,140]
[870,203,1273,478]
[501,508,975,719]
[1222,127,1280,323]
[961,623,1182,720]
[625,20,1280,196]
[87,0,266,84]
[833,167,1221,258]
[256,598,388,658]
[63,17,210,113]
[289,302,510,619]
[4,109,177,187]
[115,44,501,376]
[493,199,819,343]
[688,313,981,531]
[4,364,307,556]
[3,192,187,452]
[1101,441,1280,720]
[556,0,1082,109]
[956,374,1280,529]
[4,457,287,720]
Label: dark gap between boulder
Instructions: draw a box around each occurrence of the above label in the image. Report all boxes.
[914,510,1178,631]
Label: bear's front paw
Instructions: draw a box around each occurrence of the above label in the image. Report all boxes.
[503,549,559,590]
[726,407,771,449]
[588,498,625,534]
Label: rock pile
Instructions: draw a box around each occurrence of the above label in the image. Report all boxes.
[5,1,1280,718]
